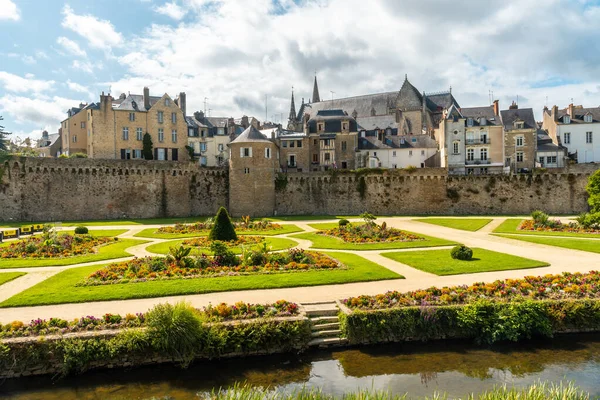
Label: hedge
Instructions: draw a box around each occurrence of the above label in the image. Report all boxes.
[339,299,600,345]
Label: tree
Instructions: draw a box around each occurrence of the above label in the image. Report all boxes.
[208,207,238,241]
[142,133,154,160]
[587,169,600,213]
[0,116,11,152]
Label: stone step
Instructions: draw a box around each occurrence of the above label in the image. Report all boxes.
[309,316,339,324]
[304,308,339,317]
[308,337,349,348]
[311,329,341,338]
[311,322,340,331]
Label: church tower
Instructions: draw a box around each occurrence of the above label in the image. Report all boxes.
[312,75,320,103]
[287,87,298,130]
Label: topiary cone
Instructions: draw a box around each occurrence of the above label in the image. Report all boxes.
[209,207,238,241]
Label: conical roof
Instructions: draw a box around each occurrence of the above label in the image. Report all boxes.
[312,75,320,103]
[230,126,271,144]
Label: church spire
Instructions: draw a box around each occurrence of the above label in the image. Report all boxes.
[312,74,320,103]
[288,86,297,122]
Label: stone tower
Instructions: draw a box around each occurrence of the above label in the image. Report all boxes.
[287,87,298,130]
[228,126,279,217]
[312,75,320,103]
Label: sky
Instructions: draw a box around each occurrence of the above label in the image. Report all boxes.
[2,0,600,142]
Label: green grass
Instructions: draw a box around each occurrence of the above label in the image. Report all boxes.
[493,219,600,238]
[382,247,549,276]
[134,224,303,239]
[0,239,148,269]
[291,232,456,250]
[0,272,26,286]
[59,229,129,237]
[146,237,299,255]
[0,252,402,307]
[495,234,600,254]
[308,222,368,230]
[413,218,493,232]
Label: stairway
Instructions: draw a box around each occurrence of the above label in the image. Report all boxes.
[304,301,349,348]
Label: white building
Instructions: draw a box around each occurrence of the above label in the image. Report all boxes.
[542,104,600,163]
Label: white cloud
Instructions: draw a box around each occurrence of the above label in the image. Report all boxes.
[0,71,55,93]
[56,37,87,57]
[72,60,97,74]
[35,50,50,60]
[0,95,83,128]
[61,4,122,50]
[0,0,20,21]
[66,80,94,100]
[154,1,187,20]
[22,55,36,65]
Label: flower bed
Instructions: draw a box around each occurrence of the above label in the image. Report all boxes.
[342,271,600,310]
[318,224,424,244]
[518,219,600,234]
[0,234,114,259]
[157,220,283,235]
[0,301,300,338]
[80,249,341,285]
[182,236,264,248]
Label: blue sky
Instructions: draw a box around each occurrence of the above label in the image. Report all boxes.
[2,0,600,141]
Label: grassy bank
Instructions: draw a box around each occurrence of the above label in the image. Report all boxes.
[412,218,493,232]
[494,234,600,254]
[0,272,26,286]
[146,237,298,255]
[134,224,303,239]
[291,232,456,250]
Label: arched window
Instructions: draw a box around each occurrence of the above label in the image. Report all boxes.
[453,141,459,155]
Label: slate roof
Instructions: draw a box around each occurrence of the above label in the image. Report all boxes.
[356,115,398,130]
[537,129,565,153]
[230,126,272,144]
[500,108,537,131]
[307,110,359,133]
[114,94,163,111]
[38,133,60,148]
[461,106,501,126]
[554,106,600,124]
[359,134,437,150]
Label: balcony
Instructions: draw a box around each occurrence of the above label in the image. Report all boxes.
[465,158,491,165]
[466,138,491,145]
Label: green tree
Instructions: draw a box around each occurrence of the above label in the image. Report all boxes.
[208,207,238,241]
[0,116,11,153]
[142,133,154,160]
[587,169,600,213]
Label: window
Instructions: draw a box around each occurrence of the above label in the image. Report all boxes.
[517,152,524,162]
[157,148,166,160]
[412,138,417,143]
[392,151,397,157]
[467,118,473,127]
[564,132,571,144]
[515,122,524,129]
[585,114,593,123]
[288,155,296,167]
[587,131,593,144]
[539,156,544,165]
[80,122,85,129]
[324,153,331,161]
[88,112,90,121]
[421,150,425,156]
[282,141,288,148]
[342,141,347,151]
[129,113,135,122]
[165,98,170,106]
[171,130,177,143]
[323,139,331,147]
[158,111,164,123]
[200,156,207,166]
[392,164,397,168]
[480,117,486,126]
[516,136,524,147]
[409,150,413,156]
[122,127,129,140]
[241,147,252,157]
[297,140,302,148]
[200,142,207,152]
[373,152,377,157]
[318,123,324,131]
[133,149,142,159]
[120,149,131,160]
[218,144,224,152]
[72,135,77,143]
[201,129,206,138]
[87,129,90,137]
[564,116,570,124]
[158,128,164,142]
[342,122,348,130]
[467,148,474,161]
[313,139,317,146]
[453,141,459,154]
[480,148,488,160]
[547,156,557,164]
[289,141,295,148]
[171,112,176,123]
[136,128,143,141]
[265,147,271,158]
[244,168,250,174]
[312,154,318,163]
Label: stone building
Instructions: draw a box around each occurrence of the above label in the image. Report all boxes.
[536,129,567,168]
[542,104,600,163]
[228,126,279,217]
[260,126,310,172]
[305,110,358,170]
[61,103,93,155]
[34,130,62,157]
[501,102,537,172]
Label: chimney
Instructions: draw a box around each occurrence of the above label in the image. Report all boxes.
[194,111,204,120]
[492,100,499,116]
[509,101,518,110]
[568,103,574,117]
[42,130,48,139]
[119,93,126,100]
[178,92,186,116]
[551,105,558,122]
[143,87,150,110]
[241,115,249,128]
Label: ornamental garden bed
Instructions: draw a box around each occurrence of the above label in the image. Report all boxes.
[145,236,298,256]
[135,222,302,239]
[0,300,300,339]
[493,212,600,238]
[79,248,342,286]
[0,233,114,259]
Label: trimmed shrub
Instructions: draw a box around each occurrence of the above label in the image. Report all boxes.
[338,219,349,227]
[208,207,238,242]
[74,226,89,235]
[450,245,473,261]
[531,210,549,226]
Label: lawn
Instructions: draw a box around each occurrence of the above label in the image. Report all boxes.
[308,222,367,230]
[0,252,403,307]
[0,239,148,269]
[146,237,299,255]
[382,248,549,275]
[291,232,456,250]
[0,272,26,286]
[492,219,600,238]
[134,224,303,239]
[413,218,493,232]
[494,234,600,254]
[59,229,129,237]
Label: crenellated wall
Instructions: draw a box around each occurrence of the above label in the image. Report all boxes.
[274,166,596,216]
[0,158,228,222]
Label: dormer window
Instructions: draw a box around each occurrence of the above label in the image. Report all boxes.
[584,114,593,123]
[564,116,570,124]
[318,123,324,132]
[165,98,170,106]
[515,121,524,129]
[467,118,474,127]
[480,117,486,126]
[342,122,348,131]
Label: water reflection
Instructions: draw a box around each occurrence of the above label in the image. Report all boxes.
[2,334,600,399]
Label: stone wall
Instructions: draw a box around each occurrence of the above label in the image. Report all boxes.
[274,165,597,216]
[0,158,228,222]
